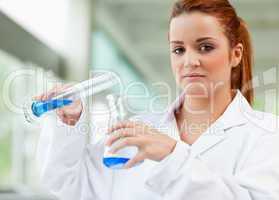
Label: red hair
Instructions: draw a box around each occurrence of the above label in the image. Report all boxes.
[170,0,254,104]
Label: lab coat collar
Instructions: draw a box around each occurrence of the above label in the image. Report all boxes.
[161,89,250,131]
[160,90,251,156]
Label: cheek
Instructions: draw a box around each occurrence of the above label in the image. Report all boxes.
[170,55,183,78]
[203,49,231,82]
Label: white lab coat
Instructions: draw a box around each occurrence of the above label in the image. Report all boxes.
[37,90,279,200]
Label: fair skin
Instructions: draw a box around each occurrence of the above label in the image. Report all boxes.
[36,11,243,169]
[169,12,243,144]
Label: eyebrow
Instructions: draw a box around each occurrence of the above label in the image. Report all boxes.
[170,37,215,44]
[170,41,184,44]
[196,37,215,43]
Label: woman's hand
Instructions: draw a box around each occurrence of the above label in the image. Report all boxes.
[33,84,83,126]
[106,121,177,169]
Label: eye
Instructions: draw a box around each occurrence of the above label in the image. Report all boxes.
[172,47,185,55]
[199,43,214,53]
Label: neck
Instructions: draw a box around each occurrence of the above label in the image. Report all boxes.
[176,87,234,144]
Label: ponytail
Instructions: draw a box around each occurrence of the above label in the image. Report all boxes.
[231,17,254,104]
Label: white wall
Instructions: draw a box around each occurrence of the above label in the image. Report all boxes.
[0,0,92,80]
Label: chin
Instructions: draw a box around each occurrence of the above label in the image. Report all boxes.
[181,81,210,96]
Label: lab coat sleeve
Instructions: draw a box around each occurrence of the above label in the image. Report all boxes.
[145,134,279,200]
[36,106,113,200]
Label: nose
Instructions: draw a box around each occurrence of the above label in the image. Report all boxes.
[183,50,201,68]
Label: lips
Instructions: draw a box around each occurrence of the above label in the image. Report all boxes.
[184,73,206,78]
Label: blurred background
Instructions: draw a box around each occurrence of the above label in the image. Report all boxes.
[0,0,278,199]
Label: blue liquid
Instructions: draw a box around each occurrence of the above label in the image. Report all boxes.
[31,99,73,117]
[103,157,130,169]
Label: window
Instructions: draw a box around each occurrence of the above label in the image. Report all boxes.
[0,49,60,197]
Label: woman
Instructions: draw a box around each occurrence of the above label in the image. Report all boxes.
[36,0,279,199]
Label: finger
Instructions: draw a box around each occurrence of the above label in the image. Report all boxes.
[58,110,77,126]
[66,118,78,126]
[41,87,59,101]
[32,94,43,101]
[42,92,54,101]
[42,84,71,101]
[107,121,132,133]
[109,138,142,154]
[33,83,72,102]
[49,84,69,98]
[61,117,76,126]
[108,121,139,133]
[106,128,138,146]
[57,109,64,117]
[62,105,81,115]
[57,110,67,123]
[57,107,79,124]
[124,152,145,169]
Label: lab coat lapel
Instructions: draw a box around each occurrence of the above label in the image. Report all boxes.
[190,90,249,157]
[190,124,227,158]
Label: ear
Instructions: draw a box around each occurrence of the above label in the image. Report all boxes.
[231,43,243,68]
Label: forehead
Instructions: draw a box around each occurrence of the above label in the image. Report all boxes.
[169,12,225,41]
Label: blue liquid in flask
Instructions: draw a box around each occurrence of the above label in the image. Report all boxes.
[103,157,130,169]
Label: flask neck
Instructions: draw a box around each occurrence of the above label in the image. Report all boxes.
[107,95,127,126]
